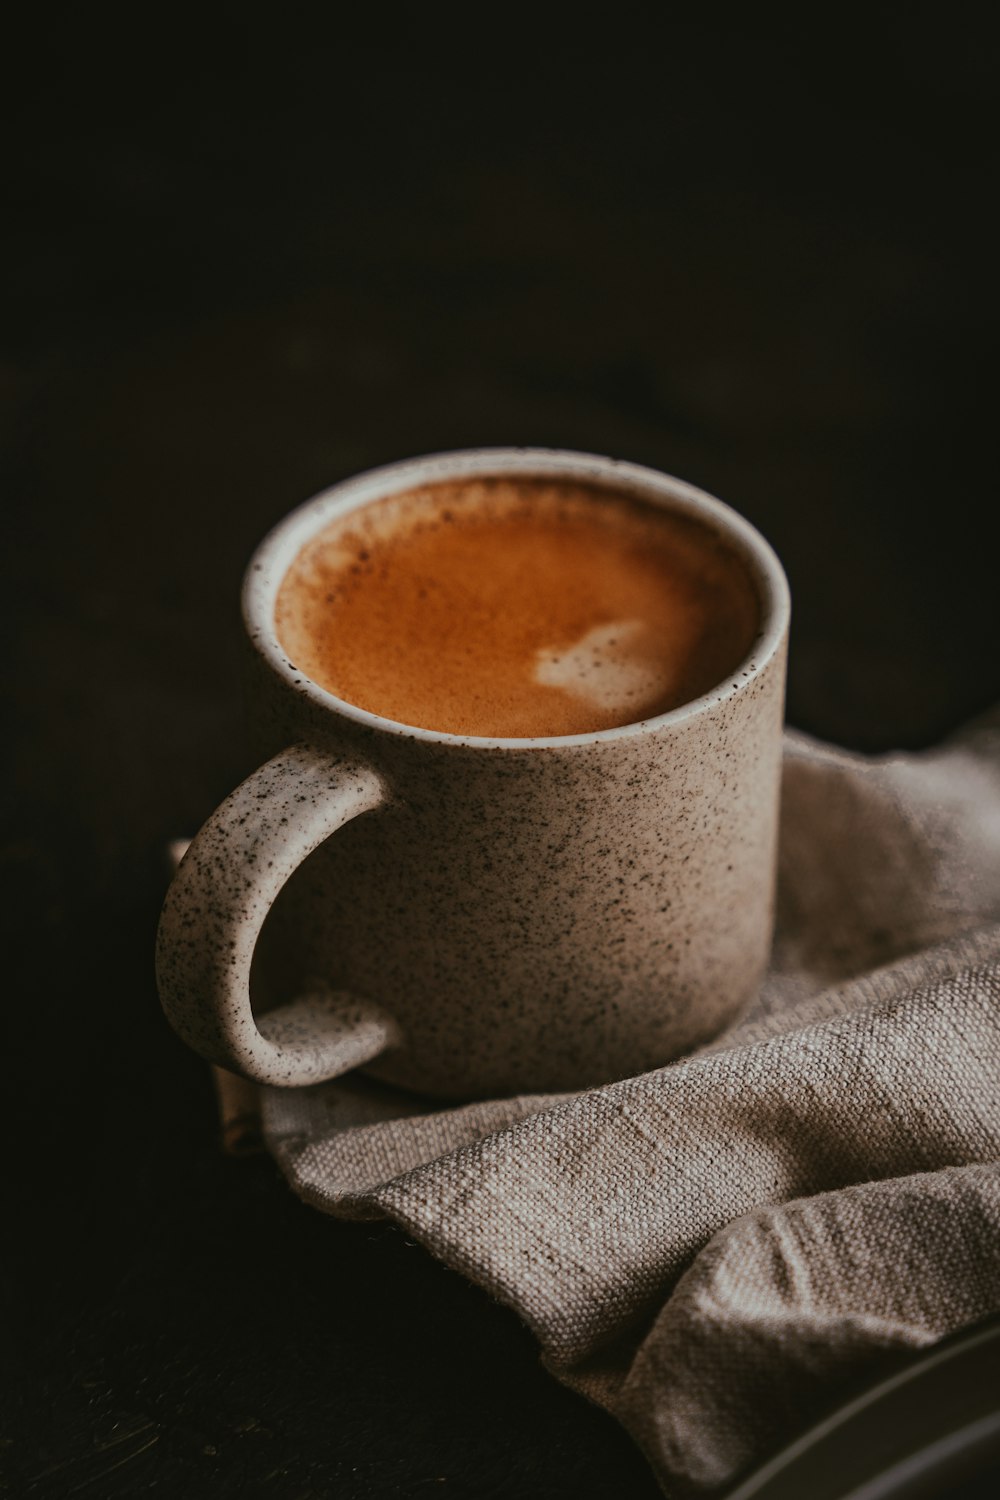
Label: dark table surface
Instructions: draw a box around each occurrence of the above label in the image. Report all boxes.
[3,12,999,1498]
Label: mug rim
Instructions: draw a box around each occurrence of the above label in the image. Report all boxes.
[242,447,790,751]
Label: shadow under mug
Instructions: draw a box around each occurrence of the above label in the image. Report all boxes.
[156,449,790,1099]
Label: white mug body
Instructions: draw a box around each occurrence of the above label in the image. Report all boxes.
[158,449,789,1099]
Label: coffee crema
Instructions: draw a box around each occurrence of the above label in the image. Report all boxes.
[273,477,759,737]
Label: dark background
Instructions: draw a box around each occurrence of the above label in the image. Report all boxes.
[2,10,998,1497]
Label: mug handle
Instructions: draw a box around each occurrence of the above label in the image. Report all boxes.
[156,742,400,1087]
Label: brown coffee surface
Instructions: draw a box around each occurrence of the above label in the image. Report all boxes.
[274,478,759,737]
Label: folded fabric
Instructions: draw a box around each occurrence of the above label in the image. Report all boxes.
[261,712,1000,1496]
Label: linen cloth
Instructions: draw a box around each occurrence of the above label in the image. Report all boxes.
[258,712,1000,1496]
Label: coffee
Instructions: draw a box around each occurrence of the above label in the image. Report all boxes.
[274,477,759,738]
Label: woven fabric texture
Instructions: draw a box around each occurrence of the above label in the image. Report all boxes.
[262,714,1000,1496]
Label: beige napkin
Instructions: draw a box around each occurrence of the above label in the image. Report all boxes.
[244,712,1000,1496]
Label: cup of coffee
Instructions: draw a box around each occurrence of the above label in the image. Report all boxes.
[156,449,789,1098]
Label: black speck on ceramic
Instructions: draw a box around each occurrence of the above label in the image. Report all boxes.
[156,449,789,1098]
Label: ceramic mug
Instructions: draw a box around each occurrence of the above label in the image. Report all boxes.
[156,449,789,1098]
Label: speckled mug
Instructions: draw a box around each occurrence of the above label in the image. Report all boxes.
[156,449,789,1098]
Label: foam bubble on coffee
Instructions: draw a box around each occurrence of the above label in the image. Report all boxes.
[274,477,759,738]
[535,620,679,717]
